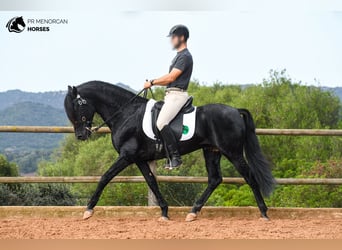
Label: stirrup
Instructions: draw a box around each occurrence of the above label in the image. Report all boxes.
[164,157,182,170]
[164,159,173,170]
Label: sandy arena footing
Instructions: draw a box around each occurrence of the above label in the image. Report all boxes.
[0,206,341,239]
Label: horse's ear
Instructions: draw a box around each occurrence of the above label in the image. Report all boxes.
[68,85,78,98]
[72,87,78,98]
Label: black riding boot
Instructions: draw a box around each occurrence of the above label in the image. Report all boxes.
[160,125,182,168]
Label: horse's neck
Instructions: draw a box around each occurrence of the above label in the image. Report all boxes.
[87,89,143,129]
[90,93,124,126]
[96,103,118,123]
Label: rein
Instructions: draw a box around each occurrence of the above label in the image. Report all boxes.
[90,87,155,133]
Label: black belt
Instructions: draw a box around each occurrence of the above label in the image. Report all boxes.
[165,87,186,92]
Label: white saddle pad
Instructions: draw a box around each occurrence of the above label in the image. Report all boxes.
[142,99,197,141]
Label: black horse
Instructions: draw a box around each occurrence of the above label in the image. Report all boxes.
[64,81,275,221]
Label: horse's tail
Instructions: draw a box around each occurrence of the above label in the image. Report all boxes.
[238,108,276,197]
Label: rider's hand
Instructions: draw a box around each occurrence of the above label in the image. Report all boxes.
[144,80,152,89]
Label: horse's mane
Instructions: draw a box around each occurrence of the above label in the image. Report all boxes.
[64,80,146,123]
[77,80,145,106]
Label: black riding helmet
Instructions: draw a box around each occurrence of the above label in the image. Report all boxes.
[167,24,189,41]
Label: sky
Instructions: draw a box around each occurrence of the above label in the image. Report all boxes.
[0,3,342,92]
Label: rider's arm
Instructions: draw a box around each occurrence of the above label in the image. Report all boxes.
[144,68,182,88]
[154,68,183,86]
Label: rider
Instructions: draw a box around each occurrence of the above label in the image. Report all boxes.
[144,24,193,168]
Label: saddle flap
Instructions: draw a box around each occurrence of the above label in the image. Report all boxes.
[142,99,196,142]
[151,96,194,140]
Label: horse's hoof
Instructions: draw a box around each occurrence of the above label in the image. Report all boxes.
[185,212,197,222]
[83,209,94,220]
[260,214,270,221]
[158,216,169,222]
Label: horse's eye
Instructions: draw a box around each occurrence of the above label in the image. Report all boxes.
[81,116,86,122]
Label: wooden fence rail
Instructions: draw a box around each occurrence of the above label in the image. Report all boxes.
[0,126,342,136]
[1,126,341,206]
[1,176,342,185]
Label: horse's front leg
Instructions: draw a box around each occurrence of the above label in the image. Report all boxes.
[83,156,132,220]
[137,161,169,220]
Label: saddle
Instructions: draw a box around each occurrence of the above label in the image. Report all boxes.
[151,96,195,140]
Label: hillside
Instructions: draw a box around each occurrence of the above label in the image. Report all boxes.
[0,102,67,174]
[0,90,65,111]
[0,102,67,151]
[0,82,136,111]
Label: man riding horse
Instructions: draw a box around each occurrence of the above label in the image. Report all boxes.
[144,24,193,169]
[64,24,275,221]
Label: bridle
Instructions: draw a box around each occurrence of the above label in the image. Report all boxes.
[73,94,93,133]
[74,87,155,134]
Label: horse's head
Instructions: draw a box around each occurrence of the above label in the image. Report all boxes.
[64,86,95,140]
[16,16,25,27]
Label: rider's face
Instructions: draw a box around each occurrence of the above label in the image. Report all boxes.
[171,35,184,50]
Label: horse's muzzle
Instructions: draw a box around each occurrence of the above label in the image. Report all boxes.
[75,128,91,141]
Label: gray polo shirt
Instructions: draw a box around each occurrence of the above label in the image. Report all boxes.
[167,48,193,90]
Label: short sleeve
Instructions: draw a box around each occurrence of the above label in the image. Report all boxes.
[173,54,188,72]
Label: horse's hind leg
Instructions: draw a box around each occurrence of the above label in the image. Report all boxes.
[186,147,222,222]
[227,153,269,219]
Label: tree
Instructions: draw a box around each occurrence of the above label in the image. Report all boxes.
[0,154,76,206]
[0,154,18,177]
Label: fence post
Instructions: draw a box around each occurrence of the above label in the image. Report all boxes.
[148,161,158,206]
